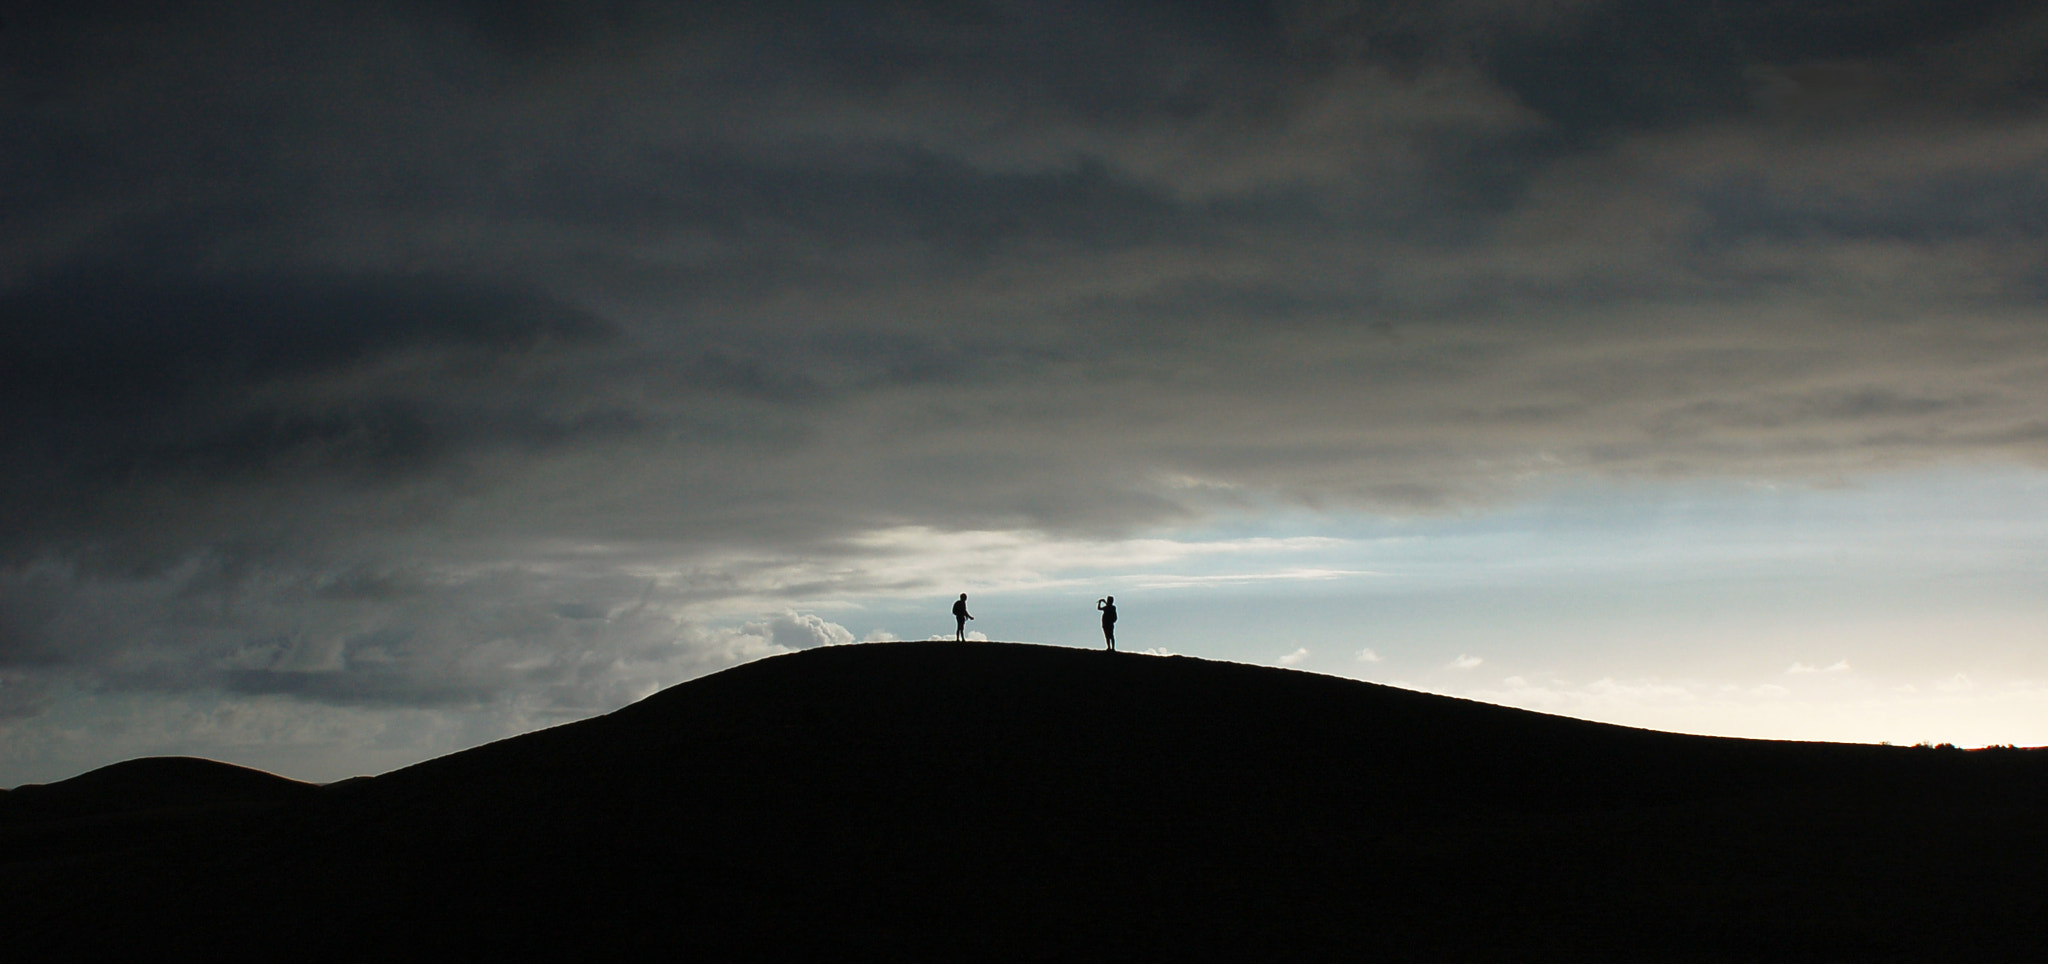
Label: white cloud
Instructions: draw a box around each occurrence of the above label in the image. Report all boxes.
[746,611,857,650]
[1355,648,1382,663]
[1477,675,1695,711]
[1278,647,1310,667]
[924,631,989,642]
[1449,654,1483,670]
[1787,660,1851,674]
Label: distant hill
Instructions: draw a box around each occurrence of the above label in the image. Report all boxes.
[1,756,317,821]
[5,642,2046,960]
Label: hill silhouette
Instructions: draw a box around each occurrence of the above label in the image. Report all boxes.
[1,757,317,821]
[5,642,2047,960]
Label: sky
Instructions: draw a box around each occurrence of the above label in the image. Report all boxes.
[5,0,2048,785]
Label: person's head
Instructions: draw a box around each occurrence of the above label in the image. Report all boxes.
[959,593,967,600]
[1106,595,1113,603]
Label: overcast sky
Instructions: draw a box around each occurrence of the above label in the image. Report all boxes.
[6,0,2048,785]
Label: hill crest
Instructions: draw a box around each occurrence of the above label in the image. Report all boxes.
[7,642,2048,959]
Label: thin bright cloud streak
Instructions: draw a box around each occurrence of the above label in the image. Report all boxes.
[1126,568,1382,589]
[617,527,1384,618]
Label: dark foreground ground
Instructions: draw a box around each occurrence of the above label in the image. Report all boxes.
[5,642,2047,960]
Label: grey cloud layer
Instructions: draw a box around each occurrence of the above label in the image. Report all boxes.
[5,0,2048,716]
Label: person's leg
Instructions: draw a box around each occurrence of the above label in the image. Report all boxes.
[956,617,966,641]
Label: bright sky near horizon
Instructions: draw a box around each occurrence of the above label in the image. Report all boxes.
[6,2,2048,785]
[820,467,2048,749]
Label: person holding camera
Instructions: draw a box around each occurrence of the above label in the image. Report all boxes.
[1096,596,1117,651]
[952,593,973,641]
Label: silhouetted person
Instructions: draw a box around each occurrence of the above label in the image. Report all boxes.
[953,593,973,641]
[1097,596,1117,651]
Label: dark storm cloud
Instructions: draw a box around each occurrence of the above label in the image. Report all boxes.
[0,272,610,419]
[0,270,626,568]
[6,0,2048,716]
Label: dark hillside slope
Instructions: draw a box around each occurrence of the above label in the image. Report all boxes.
[7,642,2048,960]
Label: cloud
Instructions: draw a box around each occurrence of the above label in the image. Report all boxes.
[1480,675,1698,711]
[0,551,849,713]
[8,0,2048,776]
[1355,648,1382,663]
[747,612,857,650]
[1449,655,1483,670]
[0,671,52,721]
[10,8,2048,580]
[1129,568,1378,589]
[1787,660,1851,674]
[1278,648,1310,667]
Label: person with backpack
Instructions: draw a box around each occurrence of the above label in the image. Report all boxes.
[952,593,973,641]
